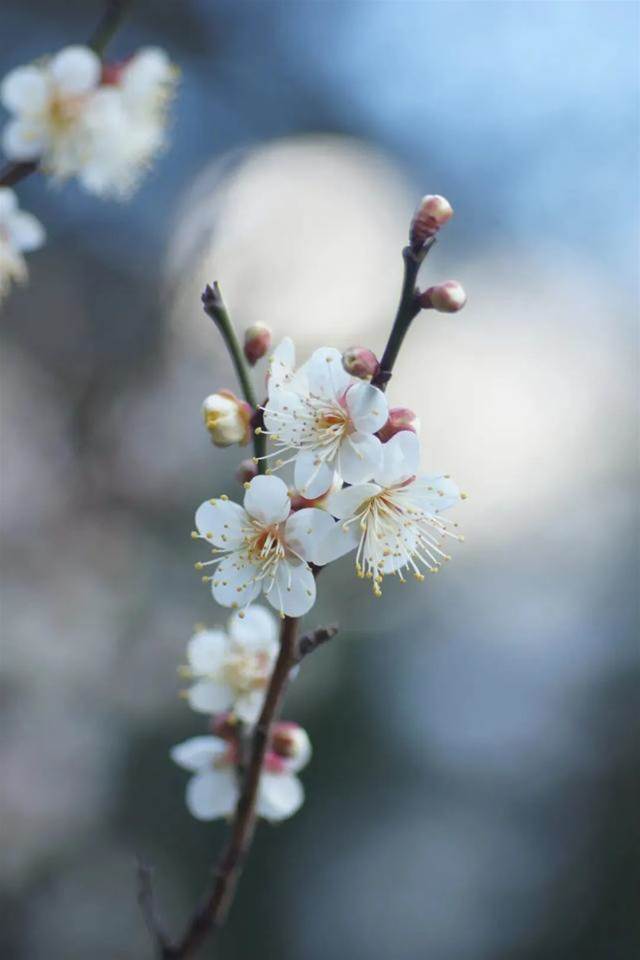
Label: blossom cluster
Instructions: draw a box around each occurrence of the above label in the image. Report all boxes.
[0,44,177,303]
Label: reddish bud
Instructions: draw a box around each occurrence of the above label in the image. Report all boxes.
[377,407,419,443]
[419,281,467,313]
[210,712,238,741]
[409,194,454,248]
[100,60,129,86]
[243,323,272,366]
[271,721,311,763]
[236,459,258,485]
[342,346,379,381]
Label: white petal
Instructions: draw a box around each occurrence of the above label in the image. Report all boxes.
[286,729,312,773]
[0,188,18,218]
[304,347,352,401]
[187,679,233,714]
[121,47,171,105]
[195,498,248,548]
[243,474,291,525]
[187,629,228,674]
[337,432,382,485]
[375,430,420,486]
[285,507,337,564]
[211,553,262,609]
[262,388,305,439]
[2,118,46,160]
[265,561,316,617]
[414,474,461,513]
[267,336,295,391]
[0,66,48,114]
[325,482,380,519]
[186,768,237,821]
[227,605,278,648]
[6,211,45,252]
[234,689,265,724]
[170,735,225,772]
[49,46,101,95]
[293,450,334,499]
[345,381,388,433]
[313,521,360,566]
[257,773,304,822]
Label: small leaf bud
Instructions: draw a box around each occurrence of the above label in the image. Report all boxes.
[342,346,380,381]
[243,322,272,366]
[419,281,467,313]
[409,194,453,248]
[377,406,420,443]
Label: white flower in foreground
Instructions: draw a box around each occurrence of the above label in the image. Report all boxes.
[315,431,464,596]
[1,46,102,178]
[193,474,335,617]
[262,339,389,498]
[171,722,311,822]
[0,188,45,303]
[182,607,278,723]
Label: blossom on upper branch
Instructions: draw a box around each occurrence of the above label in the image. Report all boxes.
[193,474,335,617]
[180,607,278,723]
[0,45,176,197]
[171,720,311,822]
[0,188,45,303]
[315,431,463,596]
[263,339,389,498]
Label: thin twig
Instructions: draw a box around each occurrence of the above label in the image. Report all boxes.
[201,283,267,473]
[295,623,338,661]
[0,0,134,190]
[137,860,170,956]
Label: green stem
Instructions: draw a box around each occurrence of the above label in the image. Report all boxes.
[201,284,267,473]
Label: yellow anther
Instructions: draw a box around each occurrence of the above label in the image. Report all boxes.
[254,427,263,435]
[194,562,204,570]
[220,494,229,501]
[243,482,251,489]
[460,492,468,500]
[190,531,199,540]
[177,665,192,678]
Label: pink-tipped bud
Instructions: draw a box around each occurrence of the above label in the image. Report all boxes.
[236,459,258,485]
[377,406,420,443]
[342,346,379,381]
[243,323,272,366]
[419,281,467,313]
[409,194,454,248]
[271,721,311,764]
[100,60,129,86]
[210,712,238,741]
[202,389,252,447]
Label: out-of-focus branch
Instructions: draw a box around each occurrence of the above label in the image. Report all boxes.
[201,283,267,474]
[295,623,338,661]
[0,0,134,190]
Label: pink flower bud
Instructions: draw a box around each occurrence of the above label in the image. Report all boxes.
[210,712,238,741]
[243,322,272,366]
[377,406,420,443]
[236,459,258,485]
[100,60,130,85]
[202,389,252,447]
[342,346,379,381]
[409,194,454,248]
[271,721,311,763]
[419,281,467,313]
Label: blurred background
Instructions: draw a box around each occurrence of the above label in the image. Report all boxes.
[1,1,638,958]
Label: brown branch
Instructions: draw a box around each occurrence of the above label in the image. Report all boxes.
[137,860,170,956]
[295,623,338,661]
[0,0,134,190]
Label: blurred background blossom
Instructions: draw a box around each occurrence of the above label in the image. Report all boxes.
[1,2,638,958]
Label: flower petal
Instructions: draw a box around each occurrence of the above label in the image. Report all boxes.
[187,678,233,715]
[243,474,291,525]
[345,381,388,433]
[303,347,353,401]
[413,474,461,513]
[293,449,334,499]
[262,388,305,439]
[325,483,380,519]
[49,46,101,95]
[375,430,420,486]
[257,772,304,822]
[170,735,225,772]
[0,66,48,114]
[265,561,316,617]
[187,629,228,674]
[337,432,382,485]
[313,521,360,566]
[1,118,46,160]
[234,689,265,724]
[0,188,18,219]
[211,553,262,609]
[186,768,237,821]
[195,498,248,548]
[227,605,278,648]
[285,507,337,564]
[5,211,45,252]
[267,336,295,392]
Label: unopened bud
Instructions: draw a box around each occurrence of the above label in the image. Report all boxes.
[236,459,258,485]
[271,721,311,764]
[419,281,467,313]
[210,712,238,741]
[342,346,379,381]
[409,194,453,248]
[377,406,420,443]
[101,59,129,85]
[243,323,272,366]
[202,390,252,447]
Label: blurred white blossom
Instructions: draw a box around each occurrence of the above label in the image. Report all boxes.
[0,188,44,302]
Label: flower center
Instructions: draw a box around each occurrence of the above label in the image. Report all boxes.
[223,649,271,693]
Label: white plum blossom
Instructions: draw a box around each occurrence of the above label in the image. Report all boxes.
[0,188,45,303]
[171,723,311,822]
[193,474,335,617]
[182,607,278,723]
[262,338,389,498]
[201,389,252,447]
[1,45,177,197]
[315,431,463,596]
